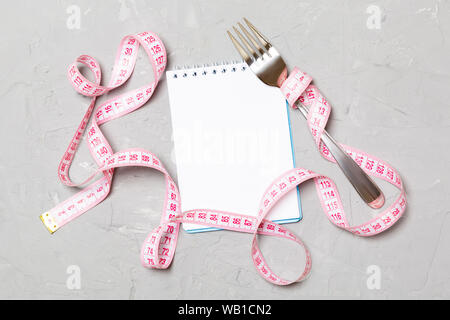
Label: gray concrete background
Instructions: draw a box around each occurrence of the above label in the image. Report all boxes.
[0,0,449,299]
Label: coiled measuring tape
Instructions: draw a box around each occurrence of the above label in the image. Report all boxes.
[40,33,406,286]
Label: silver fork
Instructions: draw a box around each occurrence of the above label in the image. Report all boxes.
[227,18,385,209]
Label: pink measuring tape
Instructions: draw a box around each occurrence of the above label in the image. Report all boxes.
[40,32,406,286]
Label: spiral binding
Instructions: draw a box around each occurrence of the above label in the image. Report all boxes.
[169,60,247,79]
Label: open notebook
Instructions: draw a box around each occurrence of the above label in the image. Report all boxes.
[167,62,302,233]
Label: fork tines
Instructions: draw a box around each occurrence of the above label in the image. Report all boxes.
[227,18,272,63]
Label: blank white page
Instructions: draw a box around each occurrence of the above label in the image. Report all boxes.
[167,62,302,233]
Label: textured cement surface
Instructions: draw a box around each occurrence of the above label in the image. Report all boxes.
[0,0,449,299]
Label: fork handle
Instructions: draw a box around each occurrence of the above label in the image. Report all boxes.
[295,104,385,209]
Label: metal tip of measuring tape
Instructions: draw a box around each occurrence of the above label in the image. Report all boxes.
[39,213,59,234]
